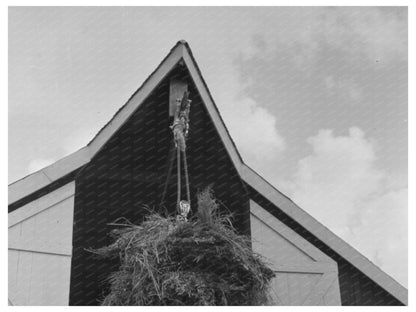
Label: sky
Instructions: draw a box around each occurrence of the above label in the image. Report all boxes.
[9,7,408,286]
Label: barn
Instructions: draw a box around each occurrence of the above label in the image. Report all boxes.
[8,40,407,306]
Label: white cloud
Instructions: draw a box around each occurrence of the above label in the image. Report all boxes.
[9,7,407,287]
[27,158,55,174]
[287,127,407,286]
[220,96,286,164]
[209,63,286,166]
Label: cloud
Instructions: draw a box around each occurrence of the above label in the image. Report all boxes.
[287,127,407,286]
[9,8,407,287]
[210,64,286,166]
[311,7,407,63]
[27,158,55,174]
[220,96,286,164]
[216,91,287,200]
[351,187,408,285]
[249,7,407,67]
[290,127,383,233]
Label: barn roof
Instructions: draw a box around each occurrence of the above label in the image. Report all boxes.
[8,40,407,305]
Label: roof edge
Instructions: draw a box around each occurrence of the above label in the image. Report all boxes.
[9,41,187,205]
[242,163,408,305]
[8,41,408,306]
[8,146,90,205]
[86,40,186,147]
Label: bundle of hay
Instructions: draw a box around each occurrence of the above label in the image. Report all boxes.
[90,189,275,305]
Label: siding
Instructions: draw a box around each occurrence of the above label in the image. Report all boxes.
[251,200,341,305]
[248,187,404,305]
[8,182,75,306]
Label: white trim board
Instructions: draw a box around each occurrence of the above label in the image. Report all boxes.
[302,271,339,306]
[9,182,75,228]
[8,147,89,205]
[8,40,407,305]
[8,241,72,257]
[181,47,243,173]
[244,165,407,305]
[251,200,335,265]
[9,41,242,205]
[251,200,341,306]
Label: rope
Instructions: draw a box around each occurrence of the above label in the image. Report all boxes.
[177,144,181,212]
[159,91,191,219]
[159,140,175,208]
[159,135,190,213]
[183,147,191,204]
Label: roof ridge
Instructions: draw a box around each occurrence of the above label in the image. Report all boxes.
[87,41,185,146]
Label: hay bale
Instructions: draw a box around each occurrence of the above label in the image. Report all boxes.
[90,189,275,305]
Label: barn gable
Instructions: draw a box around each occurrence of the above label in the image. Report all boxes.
[68,52,250,305]
[8,40,407,306]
